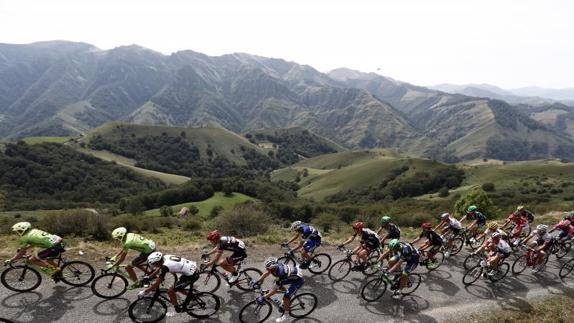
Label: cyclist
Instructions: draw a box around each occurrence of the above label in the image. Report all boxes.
[252,257,304,323]
[5,222,64,281]
[472,232,511,276]
[338,222,380,271]
[501,207,529,240]
[549,216,574,244]
[377,215,401,245]
[436,212,463,255]
[379,239,419,298]
[282,221,322,269]
[477,221,508,243]
[515,205,535,223]
[139,252,199,315]
[411,223,443,265]
[459,205,487,245]
[521,224,553,272]
[203,230,247,284]
[109,227,157,289]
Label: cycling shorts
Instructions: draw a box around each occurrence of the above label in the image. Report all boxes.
[303,238,321,253]
[277,276,304,298]
[37,242,65,260]
[174,272,200,290]
[403,254,419,274]
[226,250,247,266]
[132,251,153,266]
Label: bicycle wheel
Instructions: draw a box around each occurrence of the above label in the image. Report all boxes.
[462,265,483,286]
[463,254,482,271]
[362,254,380,276]
[289,292,317,318]
[425,252,444,271]
[401,273,422,295]
[186,292,220,318]
[159,272,177,289]
[60,261,95,287]
[236,268,262,291]
[195,271,221,293]
[488,263,510,282]
[277,256,296,267]
[91,273,128,299]
[556,242,572,259]
[1,265,42,292]
[128,296,167,323]
[450,237,464,256]
[308,253,332,274]
[511,255,528,275]
[360,277,387,302]
[238,300,272,323]
[328,259,351,281]
[559,258,574,278]
[470,234,485,250]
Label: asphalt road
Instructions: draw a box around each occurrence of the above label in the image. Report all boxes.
[2,246,574,323]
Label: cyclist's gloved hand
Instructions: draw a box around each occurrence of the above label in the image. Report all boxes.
[251,282,261,289]
[281,242,288,248]
[256,296,266,305]
[4,259,12,266]
[109,256,117,262]
[137,290,147,298]
[337,244,344,249]
[105,262,114,270]
[287,250,294,257]
[201,254,208,260]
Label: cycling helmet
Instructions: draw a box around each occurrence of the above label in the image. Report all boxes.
[440,212,450,219]
[290,221,303,232]
[147,252,163,265]
[264,257,279,270]
[516,205,525,212]
[380,216,391,225]
[488,221,499,230]
[12,222,31,236]
[421,223,432,230]
[207,230,221,242]
[467,205,478,213]
[492,232,501,239]
[112,227,127,241]
[388,239,400,250]
[536,224,548,233]
[352,222,364,231]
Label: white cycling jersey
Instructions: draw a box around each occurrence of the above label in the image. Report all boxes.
[484,228,507,237]
[448,218,462,230]
[495,239,512,253]
[162,255,197,276]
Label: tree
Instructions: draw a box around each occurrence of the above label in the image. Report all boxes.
[454,188,495,218]
[438,187,449,197]
[0,190,5,211]
[160,205,174,217]
[313,212,344,233]
[482,182,496,192]
[126,199,145,216]
[189,205,199,216]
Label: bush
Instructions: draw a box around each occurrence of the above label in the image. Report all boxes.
[189,205,199,216]
[183,218,202,231]
[160,205,174,217]
[438,187,449,197]
[453,188,496,218]
[214,205,272,237]
[39,210,111,240]
[312,212,344,234]
[482,183,496,192]
[210,206,224,218]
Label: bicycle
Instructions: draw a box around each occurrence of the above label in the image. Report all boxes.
[463,249,489,270]
[276,244,331,274]
[440,232,464,256]
[195,255,262,293]
[512,246,549,275]
[360,267,422,302]
[327,246,380,281]
[1,253,95,292]
[91,257,177,299]
[462,259,509,285]
[128,286,220,323]
[460,227,486,250]
[238,286,317,323]
[417,247,444,271]
[548,238,572,260]
[559,257,574,278]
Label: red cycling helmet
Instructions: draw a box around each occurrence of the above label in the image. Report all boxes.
[352,222,364,231]
[421,223,432,230]
[207,230,221,242]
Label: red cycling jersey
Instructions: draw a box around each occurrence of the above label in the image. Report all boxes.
[509,212,528,226]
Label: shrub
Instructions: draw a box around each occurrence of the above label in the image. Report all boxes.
[183,218,202,231]
[39,210,111,240]
[312,212,344,233]
[214,205,272,237]
[210,206,224,218]
[189,205,199,216]
[160,205,174,217]
[438,187,449,197]
[453,188,495,218]
[482,183,496,192]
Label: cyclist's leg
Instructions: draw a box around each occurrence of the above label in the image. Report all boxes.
[220,251,246,275]
[33,244,64,270]
[282,277,304,314]
[302,238,320,261]
[127,252,149,282]
[173,273,199,309]
[399,257,417,289]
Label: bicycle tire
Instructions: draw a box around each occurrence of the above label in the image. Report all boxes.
[556,242,572,259]
[488,263,509,282]
[511,255,528,275]
[128,296,167,323]
[328,259,351,281]
[425,252,444,271]
[462,265,483,286]
[60,261,95,287]
[360,277,387,302]
[277,256,296,267]
[463,254,482,271]
[186,292,220,318]
[470,233,485,250]
[401,273,422,295]
[196,271,221,293]
[559,258,574,278]
[1,265,42,292]
[362,254,380,276]
[160,272,178,289]
[450,237,464,255]
[236,268,262,291]
[91,272,128,299]
[289,292,317,318]
[308,253,332,274]
[238,299,272,323]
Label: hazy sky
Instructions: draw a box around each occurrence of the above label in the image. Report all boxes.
[1,0,573,88]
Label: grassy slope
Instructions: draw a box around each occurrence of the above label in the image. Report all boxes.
[143,192,256,217]
[21,136,71,144]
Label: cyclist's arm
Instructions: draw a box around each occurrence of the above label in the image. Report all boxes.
[473,243,485,254]
[501,218,511,228]
[537,241,550,252]
[380,233,389,244]
[388,259,403,273]
[111,250,127,267]
[377,249,391,263]
[292,240,305,252]
[205,246,219,256]
[521,234,533,245]
[433,221,444,231]
[144,274,163,293]
[10,245,31,262]
[376,227,383,235]
[411,237,422,245]
[263,284,280,299]
[205,250,222,267]
[459,215,467,223]
[286,233,299,245]
[254,271,271,286]
[340,235,355,246]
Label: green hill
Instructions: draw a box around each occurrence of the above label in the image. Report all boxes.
[143,192,256,217]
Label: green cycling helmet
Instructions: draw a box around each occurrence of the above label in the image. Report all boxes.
[388,239,400,250]
[467,205,478,213]
[380,215,391,225]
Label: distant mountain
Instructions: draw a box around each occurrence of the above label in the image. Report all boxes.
[509,87,574,102]
[430,83,556,106]
[1,41,574,161]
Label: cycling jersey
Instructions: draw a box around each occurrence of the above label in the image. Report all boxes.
[20,229,62,248]
[354,228,380,251]
[385,223,401,239]
[494,240,512,256]
[392,242,419,273]
[468,211,487,226]
[123,233,156,254]
[533,230,552,246]
[161,255,197,277]
[509,213,528,226]
[483,228,508,238]
[273,263,304,298]
[297,224,321,240]
[419,230,443,246]
[448,218,462,230]
[518,209,535,222]
[218,236,246,252]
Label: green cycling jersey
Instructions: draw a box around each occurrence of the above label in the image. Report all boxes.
[20,229,62,248]
[122,233,155,254]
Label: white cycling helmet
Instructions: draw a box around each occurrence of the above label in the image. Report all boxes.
[536,224,548,233]
[440,213,450,219]
[492,232,501,239]
[264,257,279,270]
[12,222,31,236]
[112,227,127,241]
[290,221,302,232]
[147,252,164,265]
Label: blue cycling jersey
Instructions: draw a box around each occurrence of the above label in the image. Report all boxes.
[298,224,321,240]
[395,242,418,261]
[274,263,302,283]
